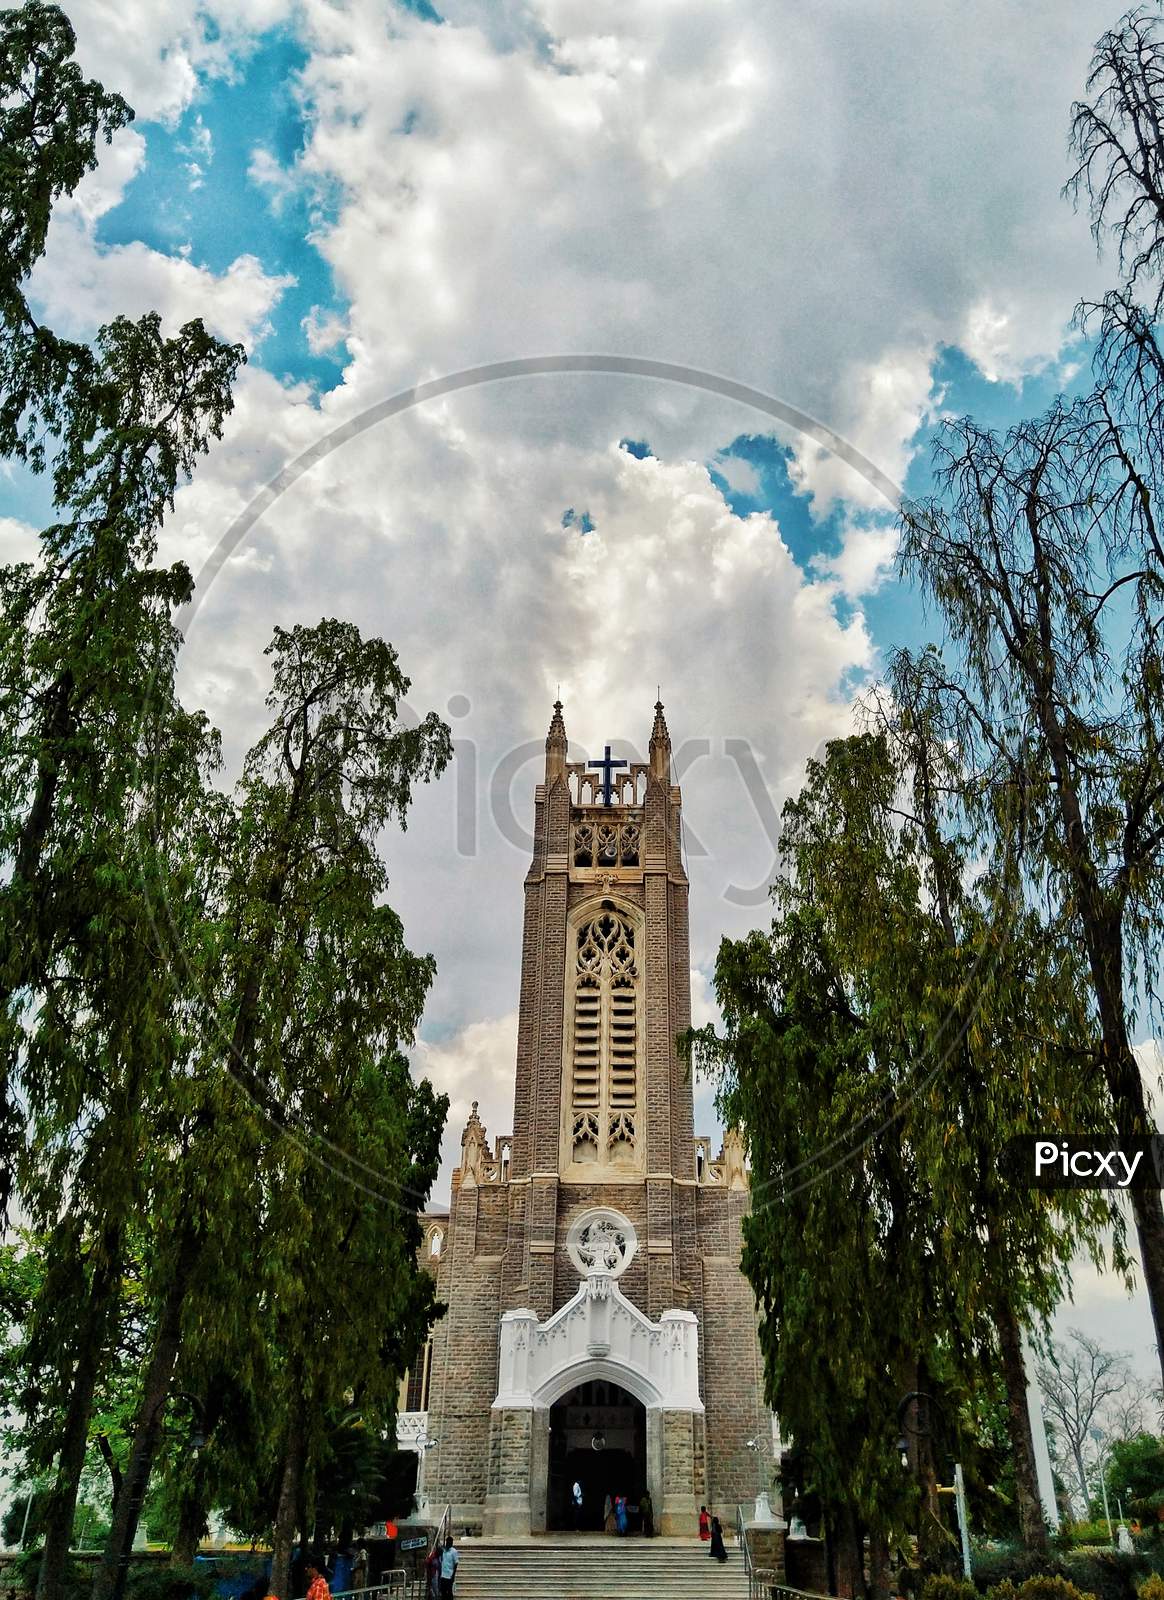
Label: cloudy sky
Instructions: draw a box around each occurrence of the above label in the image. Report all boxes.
[6,0,1163,1375]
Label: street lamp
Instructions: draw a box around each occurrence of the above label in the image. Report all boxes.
[745,1438,775,1522]
[897,1391,971,1582]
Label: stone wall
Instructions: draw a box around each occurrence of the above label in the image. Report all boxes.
[425,1182,503,1517]
[748,1525,788,1584]
[697,1186,769,1520]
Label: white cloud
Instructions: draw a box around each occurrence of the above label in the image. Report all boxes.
[713,452,761,499]
[53,0,1139,1213]
[0,517,39,567]
[63,0,295,125]
[816,517,900,601]
[31,238,293,352]
[413,1014,519,1202]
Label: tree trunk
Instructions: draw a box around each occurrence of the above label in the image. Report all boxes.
[867,1530,891,1600]
[90,1218,199,1600]
[170,1481,208,1569]
[95,1437,123,1509]
[270,1414,307,1600]
[1072,1442,1091,1518]
[824,1511,837,1597]
[37,1239,121,1600]
[995,1295,1049,1551]
[830,1503,864,1600]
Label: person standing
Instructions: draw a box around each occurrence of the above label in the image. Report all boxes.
[571,1480,583,1530]
[708,1517,728,1563]
[439,1534,460,1598]
[698,1506,711,1542]
[615,1495,628,1536]
[639,1489,654,1538]
[331,1549,352,1593]
[351,1548,369,1592]
[603,1494,615,1535]
[305,1559,332,1600]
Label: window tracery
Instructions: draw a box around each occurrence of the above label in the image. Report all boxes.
[573,820,640,868]
[568,907,639,1164]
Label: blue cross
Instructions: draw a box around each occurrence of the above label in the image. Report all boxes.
[588,744,628,805]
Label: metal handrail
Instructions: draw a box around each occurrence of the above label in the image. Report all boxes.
[765,1588,832,1600]
[327,1579,409,1600]
[737,1505,752,1576]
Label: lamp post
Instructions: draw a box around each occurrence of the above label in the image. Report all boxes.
[745,1437,775,1523]
[897,1390,971,1580]
[414,1434,438,1519]
[1088,1428,1114,1548]
[17,1480,42,1551]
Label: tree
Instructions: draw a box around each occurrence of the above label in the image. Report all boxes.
[897,385,1164,1392]
[894,4,1164,1395]
[1036,1329,1137,1515]
[0,12,244,1598]
[1105,1432,1164,1516]
[91,620,451,1600]
[690,720,1117,1579]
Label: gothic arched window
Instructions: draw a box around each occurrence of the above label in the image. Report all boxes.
[567,906,639,1165]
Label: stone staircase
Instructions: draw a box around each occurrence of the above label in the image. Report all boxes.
[451,1535,750,1599]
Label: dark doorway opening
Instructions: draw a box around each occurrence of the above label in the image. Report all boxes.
[547,1379,646,1531]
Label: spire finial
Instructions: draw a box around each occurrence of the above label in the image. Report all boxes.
[546,694,568,780]
[650,694,671,779]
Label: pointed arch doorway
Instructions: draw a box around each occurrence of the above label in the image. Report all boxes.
[547,1378,647,1531]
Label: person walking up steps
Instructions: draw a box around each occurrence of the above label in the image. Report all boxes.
[439,1535,459,1598]
[709,1517,728,1563]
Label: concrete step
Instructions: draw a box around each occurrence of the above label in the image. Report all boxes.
[450,1537,748,1599]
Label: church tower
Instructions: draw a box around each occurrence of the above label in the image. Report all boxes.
[419,702,775,1536]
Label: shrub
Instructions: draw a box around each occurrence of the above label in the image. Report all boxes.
[124,1563,218,1600]
[921,1577,978,1600]
[973,1550,1073,1593]
[1067,1550,1152,1600]
[9,1550,89,1600]
[1138,1577,1164,1600]
[1014,1577,1098,1600]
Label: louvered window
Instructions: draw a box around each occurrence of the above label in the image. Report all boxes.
[569,909,638,1163]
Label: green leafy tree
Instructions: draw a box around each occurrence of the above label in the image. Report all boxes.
[690,722,1115,1584]
[0,13,243,1600]
[91,621,451,1600]
[1106,1434,1164,1517]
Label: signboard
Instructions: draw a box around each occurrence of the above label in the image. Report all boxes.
[399,1538,427,1552]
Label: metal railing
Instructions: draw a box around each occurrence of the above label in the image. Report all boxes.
[735,1507,830,1600]
[327,1577,410,1600]
[325,1572,421,1600]
[737,1506,753,1577]
[764,1588,832,1600]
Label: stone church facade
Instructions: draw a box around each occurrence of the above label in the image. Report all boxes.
[407,702,775,1536]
